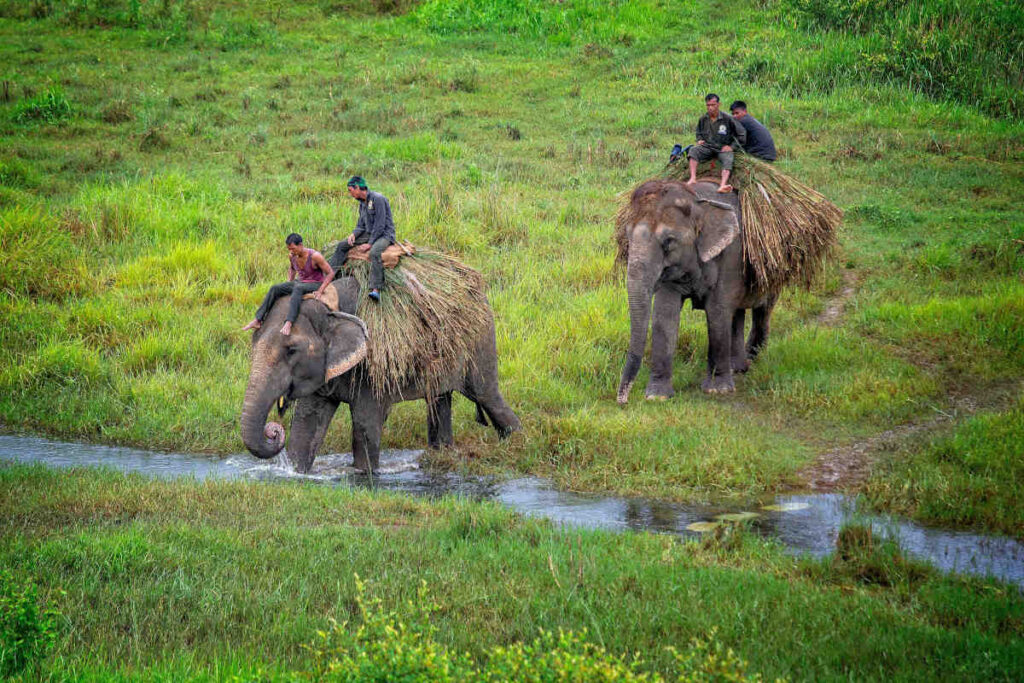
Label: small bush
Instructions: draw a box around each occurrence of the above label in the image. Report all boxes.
[305,577,769,681]
[0,207,87,299]
[0,571,62,677]
[0,157,40,189]
[448,60,480,93]
[11,87,72,125]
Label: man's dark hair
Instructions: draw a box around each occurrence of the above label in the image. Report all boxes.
[347,175,368,190]
[705,93,720,103]
[285,233,303,246]
[730,100,747,113]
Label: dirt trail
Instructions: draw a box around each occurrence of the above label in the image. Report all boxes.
[798,387,1020,492]
[816,269,858,326]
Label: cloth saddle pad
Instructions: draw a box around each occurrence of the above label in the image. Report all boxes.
[302,284,340,311]
[345,240,416,269]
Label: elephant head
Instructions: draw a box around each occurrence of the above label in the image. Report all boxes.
[617,180,740,403]
[240,299,367,460]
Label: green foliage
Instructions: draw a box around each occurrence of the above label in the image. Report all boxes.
[414,0,672,45]
[11,87,72,125]
[0,158,40,190]
[0,570,61,677]
[306,576,768,682]
[777,0,1024,117]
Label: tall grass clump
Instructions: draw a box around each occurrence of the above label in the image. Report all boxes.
[0,207,86,299]
[10,87,72,125]
[777,0,1024,117]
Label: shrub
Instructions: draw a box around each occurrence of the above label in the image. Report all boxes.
[11,87,72,125]
[0,207,87,299]
[0,571,62,677]
[0,157,40,189]
[304,576,770,681]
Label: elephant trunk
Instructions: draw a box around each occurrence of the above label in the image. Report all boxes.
[618,242,660,405]
[240,346,289,459]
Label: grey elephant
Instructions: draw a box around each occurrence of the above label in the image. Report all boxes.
[240,276,521,473]
[617,179,778,401]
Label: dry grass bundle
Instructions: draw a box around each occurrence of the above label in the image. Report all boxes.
[336,249,490,400]
[664,154,841,293]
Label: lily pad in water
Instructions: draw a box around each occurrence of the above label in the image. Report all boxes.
[714,512,760,523]
[686,521,723,533]
[762,502,810,512]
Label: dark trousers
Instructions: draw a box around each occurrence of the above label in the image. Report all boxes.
[254,281,321,324]
[333,236,391,290]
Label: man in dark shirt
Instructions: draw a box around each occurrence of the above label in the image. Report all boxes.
[729,100,777,162]
[686,93,746,193]
[331,175,396,302]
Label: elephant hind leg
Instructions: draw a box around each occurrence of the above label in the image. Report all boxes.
[747,292,778,361]
[427,392,454,449]
[474,402,489,427]
[731,309,751,373]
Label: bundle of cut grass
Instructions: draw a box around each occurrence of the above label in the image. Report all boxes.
[619,154,841,294]
[333,248,490,400]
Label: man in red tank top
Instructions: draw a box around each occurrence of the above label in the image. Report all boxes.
[242,233,335,336]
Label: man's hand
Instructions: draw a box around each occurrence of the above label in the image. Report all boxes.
[347,233,356,246]
[313,290,322,301]
[722,145,733,152]
[696,140,706,146]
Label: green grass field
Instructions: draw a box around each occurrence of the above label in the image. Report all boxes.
[1,0,1022,677]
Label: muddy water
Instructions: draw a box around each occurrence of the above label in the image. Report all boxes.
[2,434,1022,587]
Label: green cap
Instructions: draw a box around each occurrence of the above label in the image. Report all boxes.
[347,175,367,190]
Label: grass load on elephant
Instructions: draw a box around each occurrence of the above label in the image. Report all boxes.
[328,244,492,400]
[616,154,841,295]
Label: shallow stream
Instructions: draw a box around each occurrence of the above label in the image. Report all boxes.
[2,435,1022,587]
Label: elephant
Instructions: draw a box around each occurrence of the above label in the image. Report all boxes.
[617,178,778,401]
[240,276,521,473]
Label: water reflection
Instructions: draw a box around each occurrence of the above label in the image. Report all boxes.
[1,434,1022,587]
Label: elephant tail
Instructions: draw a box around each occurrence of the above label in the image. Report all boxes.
[474,402,489,427]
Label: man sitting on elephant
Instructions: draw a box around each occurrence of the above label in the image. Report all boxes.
[331,175,395,303]
[686,93,746,194]
[242,232,335,336]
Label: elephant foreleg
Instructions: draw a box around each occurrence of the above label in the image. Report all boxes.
[747,292,778,361]
[287,394,340,473]
[646,286,683,400]
[731,309,750,373]
[702,306,735,394]
[427,392,454,448]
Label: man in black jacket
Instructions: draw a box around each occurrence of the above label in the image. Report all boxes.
[729,100,777,162]
[686,93,746,193]
[332,175,396,302]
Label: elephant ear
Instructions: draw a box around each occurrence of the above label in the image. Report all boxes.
[324,311,369,381]
[695,198,740,263]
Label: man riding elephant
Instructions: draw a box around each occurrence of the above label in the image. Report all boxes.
[331,175,395,302]
[686,93,747,194]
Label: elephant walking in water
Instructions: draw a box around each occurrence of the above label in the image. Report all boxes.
[240,276,521,473]
[617,179,778,401]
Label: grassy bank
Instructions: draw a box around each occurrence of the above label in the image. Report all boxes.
[0,0,1022,518]
[2,465,1022,680]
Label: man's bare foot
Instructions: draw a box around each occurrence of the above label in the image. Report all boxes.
[242,319,261,331]
[717,184,733,193]
[686,177,698,186]
[280,321,292,336]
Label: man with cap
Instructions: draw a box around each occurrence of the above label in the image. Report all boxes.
[686,93,746,193]
[332,175,395,302]
[729,100,777,162]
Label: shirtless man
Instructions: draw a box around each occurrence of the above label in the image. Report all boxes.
[242,233,334,336]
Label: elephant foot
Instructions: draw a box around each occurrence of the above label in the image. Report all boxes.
[732,358,751,374]
[644,380,675,401]
[702,373,735,394]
